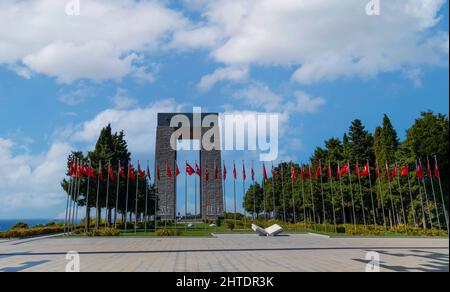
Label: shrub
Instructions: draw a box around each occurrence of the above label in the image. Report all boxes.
[226,220,235,231]
[155,228,183,236]
[0,226,64,239]
[86,228,120,237]
[11,222,29,230]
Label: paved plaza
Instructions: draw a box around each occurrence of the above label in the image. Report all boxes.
[0,234,448,272]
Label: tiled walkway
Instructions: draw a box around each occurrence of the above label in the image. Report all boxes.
[0,234,448,272]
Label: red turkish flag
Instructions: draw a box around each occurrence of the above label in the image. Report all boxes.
[263,163,268,181]
[242,164,247,181]
[233,163,237,180]
[401,164,409,177]
[156,166,161,181]
[340,163,350,175]
[308,164,312,179]
[88,165,95,178]
[195,163,201,177]
[166,162,173,178]
[205,167,210,181]
[175,163,180,177]
[99,163,104,181]
[223,164,227,180]
[109,164,115,181]
[118,163,125,179]
[315,162,322,179]
[215,164,219,180]
[271,166,276,178]
[360,163,369,177]
[434,159,440,179]
[146,165,151,180]
[128,164,135,181]
[327,161,332,178]
[138,163,145,179]
[186,162,195,176]
[426,159,432,178]
[391,163,398,178]
[251,166,255,181]
[354,162,360,179]
[416,162,423,181]
[291,164,296,180]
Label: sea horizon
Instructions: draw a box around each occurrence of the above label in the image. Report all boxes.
[0,219,65,232]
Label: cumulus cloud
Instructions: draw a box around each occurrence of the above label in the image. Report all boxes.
[71,99,184,155]
[198,66,249,91]
[233,82,325,114]
[194,0,449,86]
[0,0,193,84]
[111,88,138,109]
[0,138,71,213]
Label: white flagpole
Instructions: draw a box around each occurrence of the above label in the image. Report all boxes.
[95,160,102,230]
[105,160,111,229]
[427,157,441,230]
[434,155,449,234]
[71,158,80,231]
[419,159,433,228]
[242,160,247,229]
[280,162,286,223]
[64,164,74,235]
[144,160,149,233]
[328,161,337,233]
[85,160,92,233]
[114,160,120,229]
[375,160,387,233]
[185,160,188,232]
[308,163,317,231]
[154,160,158,232]
[301,163,306,229]
[415,160,427,229]
[356,160,367,229]
[135,160,140,234]
[395,161,408,233]
[271,162,276,220]
[405,163,418,227]
[233,161,237,227]
[195,160,198,220]
[223,160,227,219]
[337,161,347,225]
[124,161,130,232]
[385,161,397,233]
[252,160,256,222]
[347,161,357,231]
[319,160,326,231]
[290,162,297,224]
[367,160,377,226]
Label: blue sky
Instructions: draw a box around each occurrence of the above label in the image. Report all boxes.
[0,0,448,219]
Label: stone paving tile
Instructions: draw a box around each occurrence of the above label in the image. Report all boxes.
[0,234,448,272]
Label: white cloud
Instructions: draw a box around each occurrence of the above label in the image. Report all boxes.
[71,99,183,156]
[111,88,137,109]
[195,0,449,85]
[0,138,71,213]
[198,66,249,91]
[58,82,94,105]
[0,0,192,84]
[233,82,325,114]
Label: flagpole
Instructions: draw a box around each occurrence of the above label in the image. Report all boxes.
[85,160,92,233]
[427,157,441,230]
[242,160,247,229]
[337,161,346,225]
[135,160,140,234]
[281,162,286,223]
[95,160,101,230]
[72,159,81,231]
[144,160,149,233]
[124,161,130,233]
[271,162,276,221]
[356,160,367,229]
[114,160,120,229]
[415,160,427,229]
[395,161,408,233]
[164,160,168,229]
[184,161,187,232]
[223,160,227,219]
[262,164,266,221]
[419,159,433,228]
[195,160,198,221]
[308,163,317,231]
[434,156,449,234]
[154,160,158,232]
[301,164,306,230]
[405,162,418,227]
[319,160,326,231]
[347,161,357,231]
[328,161,337,233]
[234,161,237,228]
[252,160,256,222]
[290,162,297,224]
[385,161,397,233]
[367,160,377,226]
[375,160,387,233]
[74,165,82,231]
[64,165,73,235]
[105,160,111,229]
[67,161,74,232]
